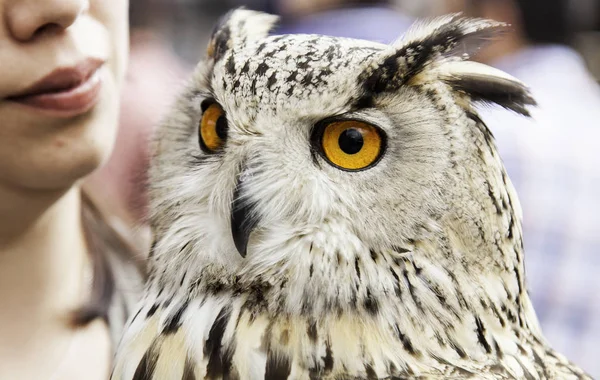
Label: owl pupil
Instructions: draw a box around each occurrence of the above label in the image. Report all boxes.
[338,128,363,154]
[216,116,228,140]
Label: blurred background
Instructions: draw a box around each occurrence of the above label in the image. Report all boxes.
[88,0,600,377]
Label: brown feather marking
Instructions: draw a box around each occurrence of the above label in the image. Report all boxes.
[133,336,163,380]
[205,305,233,379]
[265,352,291,380]
[153,330,189,378]
[182,356,196,380]
[112,314,161,380]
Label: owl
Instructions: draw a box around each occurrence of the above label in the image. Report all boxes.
[112,9,591,380]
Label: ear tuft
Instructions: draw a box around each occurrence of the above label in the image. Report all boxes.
[207,8,279,61]
[359,14,507,97]
[394,13,506,61]
[435,61,536,116]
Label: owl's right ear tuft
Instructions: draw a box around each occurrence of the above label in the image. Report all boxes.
[206,8,279,61]
[358,14,506,98]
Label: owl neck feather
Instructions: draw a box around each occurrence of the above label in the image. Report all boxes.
[154,201,541,362]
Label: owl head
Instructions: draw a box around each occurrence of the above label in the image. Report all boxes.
[148,9,534,316]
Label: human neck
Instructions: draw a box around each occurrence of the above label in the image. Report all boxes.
[0,184,90,340]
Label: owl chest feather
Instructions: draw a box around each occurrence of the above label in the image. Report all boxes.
[112,284,589,380]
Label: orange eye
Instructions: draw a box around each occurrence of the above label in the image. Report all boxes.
[199,102,228,153]
[317,120,384,171]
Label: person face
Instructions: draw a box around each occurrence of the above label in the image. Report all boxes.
[0,0,128,191]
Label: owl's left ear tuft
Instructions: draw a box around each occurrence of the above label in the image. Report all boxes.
[206,8,279,61]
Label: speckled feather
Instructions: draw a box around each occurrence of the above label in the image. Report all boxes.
[112,9,591,380]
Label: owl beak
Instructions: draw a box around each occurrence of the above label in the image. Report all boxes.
[231,178,259,258]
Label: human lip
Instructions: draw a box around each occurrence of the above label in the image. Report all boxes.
[6,58,105,117]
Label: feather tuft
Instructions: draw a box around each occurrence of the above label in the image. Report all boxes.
[206,8,279,61]
[436,61,537,116]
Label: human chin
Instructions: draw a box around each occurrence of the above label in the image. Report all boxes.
[46,73,121,189]
[0,75,120,191]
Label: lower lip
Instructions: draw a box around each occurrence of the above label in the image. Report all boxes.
[8,68,104,118]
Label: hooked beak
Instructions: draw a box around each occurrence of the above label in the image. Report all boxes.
[231,176,259,258]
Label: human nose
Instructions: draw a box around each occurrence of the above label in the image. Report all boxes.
[4,0,89,42]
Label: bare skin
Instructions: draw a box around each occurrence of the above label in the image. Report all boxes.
[0,0,128,378]
[0,188,111,380]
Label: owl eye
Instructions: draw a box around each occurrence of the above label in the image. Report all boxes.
[199,101,228,153]
[315,120,385,171]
